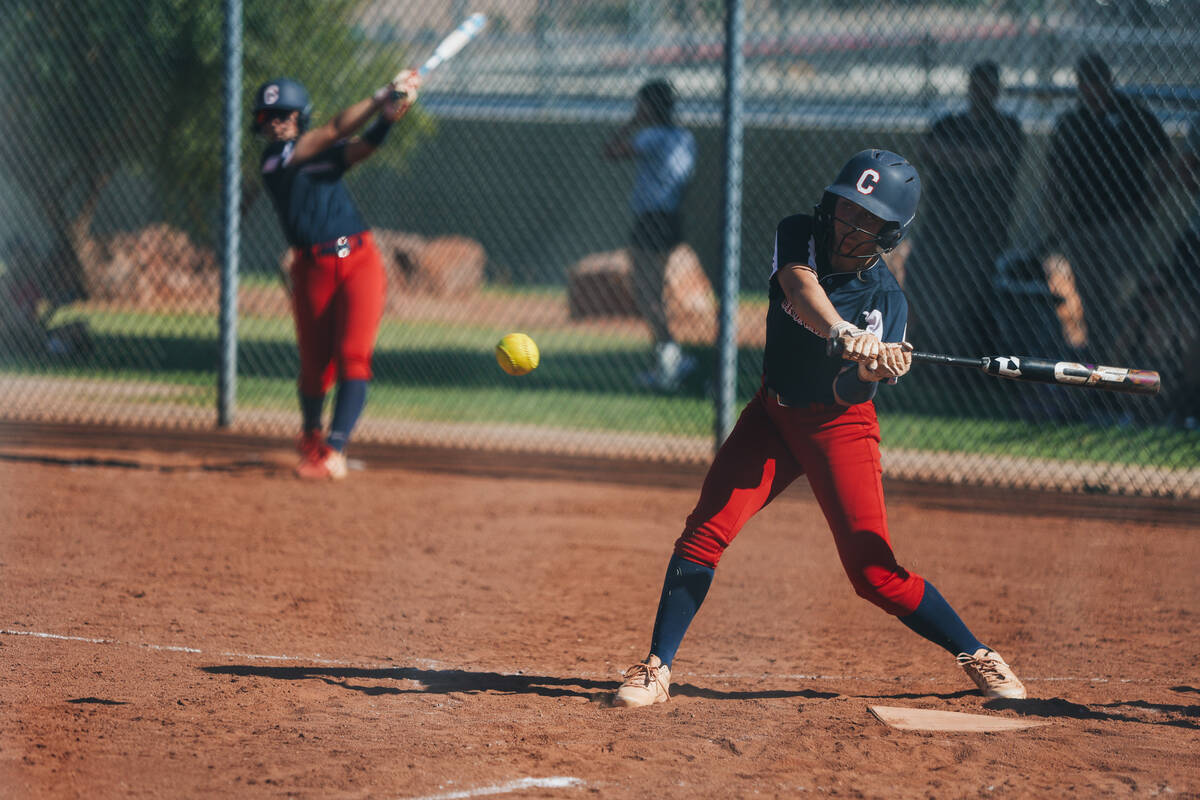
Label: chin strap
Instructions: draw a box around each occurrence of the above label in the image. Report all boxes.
[855,256,883,281]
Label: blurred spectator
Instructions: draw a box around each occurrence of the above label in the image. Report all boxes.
[1041,51,1172,364]
[905,61,1025,356]
[0,238,47,349]
[1121,112,1200,428]
[0,238,92,358]
[603,79,698,391]
[1172,114,1200,426]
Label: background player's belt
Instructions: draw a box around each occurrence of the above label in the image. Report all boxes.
[767,387,840,413]
[309,234,366,258]
[766,387,794,407]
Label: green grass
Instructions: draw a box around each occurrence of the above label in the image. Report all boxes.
[54,306,645,351]
[878,413,1198,469]
[3,305,1196,469]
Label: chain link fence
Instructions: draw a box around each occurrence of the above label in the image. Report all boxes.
[1,0,1197,496]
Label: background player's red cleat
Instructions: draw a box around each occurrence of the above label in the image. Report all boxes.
[297,430,325,461]
[295,446,348,480]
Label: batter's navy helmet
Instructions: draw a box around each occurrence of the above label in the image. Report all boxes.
[251,77,312,133]
[822,149,921,252]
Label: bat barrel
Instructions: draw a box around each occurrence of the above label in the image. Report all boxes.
[981,355,1162,395]
[417,13,487,77]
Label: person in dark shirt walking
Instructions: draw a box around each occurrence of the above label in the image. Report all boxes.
[611,150,1026,708]
[1043,52,1171,363]
[906,61,1025,355]
[253,70,421,479]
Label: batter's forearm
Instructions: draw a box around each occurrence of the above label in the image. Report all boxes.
[328,95,386,139]
[293,94,388,163]
[778,266,850,336]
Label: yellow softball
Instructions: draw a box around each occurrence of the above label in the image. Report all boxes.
[495,332,540,376]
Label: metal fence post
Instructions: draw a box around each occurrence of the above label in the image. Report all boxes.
[219,0,242,428]
[716,0,745,447]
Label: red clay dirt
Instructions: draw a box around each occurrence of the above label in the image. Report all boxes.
[1,425,1197,799]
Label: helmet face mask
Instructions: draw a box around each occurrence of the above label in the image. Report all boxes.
[821,195,894,261]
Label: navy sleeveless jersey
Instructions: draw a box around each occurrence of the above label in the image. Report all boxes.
[763,213,908,406]
[260,139,368,248]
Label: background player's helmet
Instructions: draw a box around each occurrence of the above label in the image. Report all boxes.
[637,79,676,125]
[251,77,312,133]
[818,149,921,253]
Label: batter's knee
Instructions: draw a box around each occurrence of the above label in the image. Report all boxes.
[338,352,374,383]
[673,528,727,570]
[846,564,924,617]
[300,362,337,397]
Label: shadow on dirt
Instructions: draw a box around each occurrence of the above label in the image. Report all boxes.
[201,664,615,700]
[672,683,838,701]
[851,689,979,701]
[66,697,128,705]
[201,664,844,703]
[984,697,1200,729]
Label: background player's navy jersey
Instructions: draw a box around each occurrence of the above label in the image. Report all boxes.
[763,213,908,407]
[261,139,368,248]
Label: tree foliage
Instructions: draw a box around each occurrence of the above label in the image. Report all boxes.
[1,0,433,249]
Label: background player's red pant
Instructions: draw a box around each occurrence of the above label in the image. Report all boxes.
[289,232,386,397]
[674,387,926,616]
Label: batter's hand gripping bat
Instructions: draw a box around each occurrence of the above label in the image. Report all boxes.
[392,12,487,92]
[829,338,1161,395]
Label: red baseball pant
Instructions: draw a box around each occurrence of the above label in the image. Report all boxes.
[674,387,926,616]
[289,231,386,397]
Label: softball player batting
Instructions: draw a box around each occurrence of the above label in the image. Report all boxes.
[614,150,1026,707]
[253,70,421,479]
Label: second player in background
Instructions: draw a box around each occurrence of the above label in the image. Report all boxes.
[603,79,698,392]
[253,70,422,480]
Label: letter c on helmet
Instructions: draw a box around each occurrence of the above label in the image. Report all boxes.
[855,169,880,195]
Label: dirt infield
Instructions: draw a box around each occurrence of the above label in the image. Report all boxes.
[1,426,1198,799]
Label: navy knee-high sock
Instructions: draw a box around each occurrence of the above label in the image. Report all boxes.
[327,380,367,453]
[648,554,715,669]
[898,581,986,656]
[300,392,325,433]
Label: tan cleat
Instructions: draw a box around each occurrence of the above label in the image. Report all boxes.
[957,648,1027,699]
[613,655,671,708]
[296,446,348,480]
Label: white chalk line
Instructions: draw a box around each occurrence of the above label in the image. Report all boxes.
[690,671,1134,684]
[0,629,443,671]
[2,635,587,800]
[0,629,1153,685]
[398,776,584,800]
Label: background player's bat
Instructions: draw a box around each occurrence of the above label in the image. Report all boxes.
[911,351,1160,395]
[395,12,487,86]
